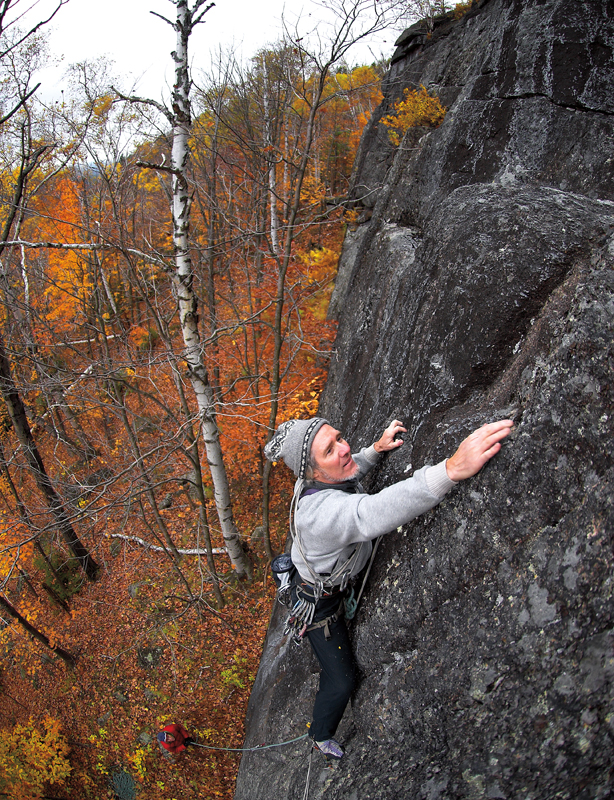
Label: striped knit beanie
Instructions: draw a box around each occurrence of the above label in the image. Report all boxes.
[264,418,328,479]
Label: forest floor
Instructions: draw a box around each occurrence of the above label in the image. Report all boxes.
[0,493,295,800]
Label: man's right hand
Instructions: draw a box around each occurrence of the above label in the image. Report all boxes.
[374,419,407,453]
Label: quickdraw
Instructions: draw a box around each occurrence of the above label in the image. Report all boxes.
[284,595,344,645]
[284,592,316,641]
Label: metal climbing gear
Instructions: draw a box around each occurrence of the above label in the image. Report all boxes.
[284,588,344,645]
[271,552,295,607]
[285,590,316,641]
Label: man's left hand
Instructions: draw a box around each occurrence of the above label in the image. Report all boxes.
[374,419,407,453]
[446,420,514,481]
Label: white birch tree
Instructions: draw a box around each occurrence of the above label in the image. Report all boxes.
[117,0,251,578]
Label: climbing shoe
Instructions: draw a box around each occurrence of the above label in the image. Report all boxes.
[314,738,344,760]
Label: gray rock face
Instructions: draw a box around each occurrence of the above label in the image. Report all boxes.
[235,1,614,798]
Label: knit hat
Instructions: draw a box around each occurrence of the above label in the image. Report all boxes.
[157,732,168,742]
[264,418,329,479]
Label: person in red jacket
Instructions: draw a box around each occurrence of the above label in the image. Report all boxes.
[157,723,194,756]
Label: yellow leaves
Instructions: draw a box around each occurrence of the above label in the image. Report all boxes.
[298,245,338,289]
[126,745,148,782]
[299,174,326,205]
[92,95,113,119]
[331,65,383,107]
[130,326,156,353]
[0,716,71,799]
[454,0,475,18]
[380,85,447,146]
[282,376,326,420]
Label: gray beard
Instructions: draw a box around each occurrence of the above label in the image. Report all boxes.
[314,462,360,484]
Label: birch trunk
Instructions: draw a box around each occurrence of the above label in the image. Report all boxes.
[170,0,250,578]
[263,90,280,256]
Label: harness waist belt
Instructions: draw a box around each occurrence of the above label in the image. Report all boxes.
[298,580,342,598]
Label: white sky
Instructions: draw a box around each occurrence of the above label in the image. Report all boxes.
[15,0,399,103]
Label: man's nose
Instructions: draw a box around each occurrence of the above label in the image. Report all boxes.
[338,439,350,456]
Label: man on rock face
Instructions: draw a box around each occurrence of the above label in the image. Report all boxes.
[265,415,513,760]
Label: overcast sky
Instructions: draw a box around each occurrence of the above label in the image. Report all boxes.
[15,0,397,102]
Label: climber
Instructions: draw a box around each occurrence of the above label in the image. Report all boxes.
[157,722,194,758]
[264,415,513,760]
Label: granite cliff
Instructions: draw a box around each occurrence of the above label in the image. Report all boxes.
[235,1,614,797]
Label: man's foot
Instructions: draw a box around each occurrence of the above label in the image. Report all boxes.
[314,738,344,760]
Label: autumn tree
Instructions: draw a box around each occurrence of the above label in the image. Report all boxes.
[0,716,71,800]
[192,0,398,554]
[114,0,253,580]
[0,0,406,795]
[0,25,100,583]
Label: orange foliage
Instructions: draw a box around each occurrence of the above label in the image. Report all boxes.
[0,50,383,800]
[24,177,92,336]
[454,0,476,18]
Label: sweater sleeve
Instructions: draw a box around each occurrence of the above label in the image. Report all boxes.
[352,444,380,477]
[425,459,457,497]
[296,461,455,549]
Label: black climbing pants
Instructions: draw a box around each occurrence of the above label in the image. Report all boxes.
[304,594,356,742]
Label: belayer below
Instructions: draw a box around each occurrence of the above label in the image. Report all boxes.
[157,722,194,757]
[265,415,513,760]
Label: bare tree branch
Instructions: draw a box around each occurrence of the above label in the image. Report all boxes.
[0,81,39,125]
[111,86,173,124]
[0,0,69,59]
[110,533,226,556]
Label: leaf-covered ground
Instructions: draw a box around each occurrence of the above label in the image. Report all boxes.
[0,539,284,800]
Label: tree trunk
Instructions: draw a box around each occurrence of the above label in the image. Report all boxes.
[169,0,251,578]
[0,335,99,580]
[170,363,225,607]
[0,595,75,668]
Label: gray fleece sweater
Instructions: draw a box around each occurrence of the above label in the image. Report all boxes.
[291,445,456,585]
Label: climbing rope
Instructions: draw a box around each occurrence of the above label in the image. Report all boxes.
[345,535,382,620]
[190,732,308,753]
[302,745,314,800]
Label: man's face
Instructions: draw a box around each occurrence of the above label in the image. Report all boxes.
[311,424,359,483]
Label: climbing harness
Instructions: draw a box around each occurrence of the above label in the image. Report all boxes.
[279,481,384,638]
[288,482,369,598]
[271,479,384,644]
[284,592,345,644]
